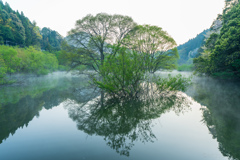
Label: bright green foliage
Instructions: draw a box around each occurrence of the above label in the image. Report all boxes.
[0,45,58,78]
[69,14,191,98]
[69,14,178,74]
[0,46,20,74]
[68,13,137,70]
[194,2,240,79]
[17,46,58,75]
[123,25,176,53]
[57,41,92,71]
[177,64,193,71]
[93,46,191,99]
[93,47,145,98]
[123,25,178,73]
[0,55,7,84]
[153,74,192,92]
[141,47,179,73]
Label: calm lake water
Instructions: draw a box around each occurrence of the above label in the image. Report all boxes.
[0,71,239,160]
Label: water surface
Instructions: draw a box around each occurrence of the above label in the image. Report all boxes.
[0,71,239,160]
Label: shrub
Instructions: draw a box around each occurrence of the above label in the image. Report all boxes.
[93,47,146,99]
[93,46,192,99]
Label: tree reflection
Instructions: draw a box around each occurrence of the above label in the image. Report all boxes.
[0,95,43,144]
[66,91,191,156]
[187,77,240,160]
[0,76,95,144]
[201,107,240,160]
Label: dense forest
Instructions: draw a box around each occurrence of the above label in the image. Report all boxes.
[0,1,40,47]
[0,1,63,50]
[194,0,240,79]
[0,1,69,84]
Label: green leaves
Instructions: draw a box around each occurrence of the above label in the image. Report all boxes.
[0,45,58,78]
[92,46,191,99]
[154,74,192,92]
[69,13,190,99]
[0,46,20,74]
[194,3,240,79]
[93,46,145,98]
[122,25,178,73]
[177,64,193,71]
[123,25,176,54]
[0,54,7,84]
[68,13,137,72]
[40,27,63,52]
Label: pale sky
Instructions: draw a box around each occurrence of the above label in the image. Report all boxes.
[2,0,225,45]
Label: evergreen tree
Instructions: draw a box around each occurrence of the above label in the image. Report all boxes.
[0,1,63,49]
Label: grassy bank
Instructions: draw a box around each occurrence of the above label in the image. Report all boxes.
[177,64,193,71]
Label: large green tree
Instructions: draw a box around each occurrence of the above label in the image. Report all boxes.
[68,13,190,98]
[123,25,178,73]
[68,13,137,71]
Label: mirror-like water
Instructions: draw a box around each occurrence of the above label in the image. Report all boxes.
[0,71,239,160]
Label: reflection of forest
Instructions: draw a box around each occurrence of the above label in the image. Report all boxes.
[0,95,43,144]
[0,75,97,144]
[66,92,191,156]
[2,74,239,159]
[186,77,240,160]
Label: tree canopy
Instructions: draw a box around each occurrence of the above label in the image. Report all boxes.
[0,1,63,50]
[123,25,178,72]
[67,13,187,98]
[41,27,63,52]
[68,13,179,73]
[68,13,137,70]
[194,2,240,79]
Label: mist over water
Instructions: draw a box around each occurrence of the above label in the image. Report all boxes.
[0,71,239,160]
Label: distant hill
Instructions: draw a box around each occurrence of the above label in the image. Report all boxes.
[0,0,63,51]
[177,29,209,65]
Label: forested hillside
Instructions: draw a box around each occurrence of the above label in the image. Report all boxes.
[177,29,209,65]
[0,1,63,51]
[0,1,70,84]
[41,27,63,52]
[194,0,240,79]
[0,1,41,47]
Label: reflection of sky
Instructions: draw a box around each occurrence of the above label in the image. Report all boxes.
[0,97,228,160]
[145,101,226,160]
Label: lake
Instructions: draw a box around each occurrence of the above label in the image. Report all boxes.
[0,71,239,160]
